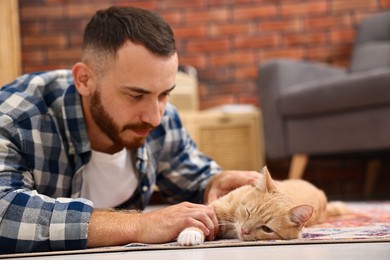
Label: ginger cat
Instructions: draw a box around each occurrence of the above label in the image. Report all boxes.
[177,166,346,245]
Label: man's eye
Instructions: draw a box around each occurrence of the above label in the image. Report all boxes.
[130,94,143,100]
[162,92,171,97]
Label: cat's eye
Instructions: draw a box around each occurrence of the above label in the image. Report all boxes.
[260,225,273,233]
[245,208,251,217]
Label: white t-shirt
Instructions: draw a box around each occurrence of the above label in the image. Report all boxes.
[80,148,138,208]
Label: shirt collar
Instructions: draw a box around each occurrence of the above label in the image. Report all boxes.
[62,84,91,156]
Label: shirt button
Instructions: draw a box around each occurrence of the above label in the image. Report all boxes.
[142,185,148,192]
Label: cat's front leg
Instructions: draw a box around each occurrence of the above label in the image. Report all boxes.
[177,227,205,246]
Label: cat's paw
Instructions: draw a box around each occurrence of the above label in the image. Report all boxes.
[177,227,205,246]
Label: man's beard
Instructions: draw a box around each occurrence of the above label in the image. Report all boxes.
[89,88,154,150]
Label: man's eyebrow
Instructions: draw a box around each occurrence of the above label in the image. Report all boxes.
[165,85,176,93]
[124,85,176,94]
[124,86,151,94]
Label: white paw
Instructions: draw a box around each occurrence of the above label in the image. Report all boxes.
[177,227,205,246]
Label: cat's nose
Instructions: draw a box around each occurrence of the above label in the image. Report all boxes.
[241,226,250,235]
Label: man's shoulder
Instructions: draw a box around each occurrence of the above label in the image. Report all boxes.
[0,70,74,120]
[2,69,73,92]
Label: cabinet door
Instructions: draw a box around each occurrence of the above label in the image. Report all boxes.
[179,109,265,171]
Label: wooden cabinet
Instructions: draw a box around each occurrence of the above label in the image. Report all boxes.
[179,106,265,172]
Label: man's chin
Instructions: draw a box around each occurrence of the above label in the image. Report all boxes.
[122,137,146,150]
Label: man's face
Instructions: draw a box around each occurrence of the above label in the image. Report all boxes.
[89,85,153,150]
[87,42,178,151]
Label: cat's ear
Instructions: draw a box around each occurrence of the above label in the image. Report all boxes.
[289,205,313,228]
[257,166,278,192]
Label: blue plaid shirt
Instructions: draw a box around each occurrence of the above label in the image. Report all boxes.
[0,70,221,254]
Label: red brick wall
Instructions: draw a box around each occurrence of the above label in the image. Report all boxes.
[19,0,389,109]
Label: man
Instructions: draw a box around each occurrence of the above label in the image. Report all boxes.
[0,6,260,253]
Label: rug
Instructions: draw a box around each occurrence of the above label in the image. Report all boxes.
[2,202,389,258]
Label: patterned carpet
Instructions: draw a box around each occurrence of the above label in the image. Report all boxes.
[301,202,390,243]
[2,202,389,258]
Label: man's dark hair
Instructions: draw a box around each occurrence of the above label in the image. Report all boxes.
[82,6,176,73]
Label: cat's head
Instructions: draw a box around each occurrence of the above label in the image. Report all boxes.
[234,167,313,241]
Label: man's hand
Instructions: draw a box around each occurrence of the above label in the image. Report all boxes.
[205,170,262,203]
[87,202,218,248]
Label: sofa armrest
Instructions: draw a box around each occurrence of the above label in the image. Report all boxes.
[257,59,346,159]
[280,67,390,117]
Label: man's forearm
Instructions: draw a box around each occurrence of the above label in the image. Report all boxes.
[87,209,142,248]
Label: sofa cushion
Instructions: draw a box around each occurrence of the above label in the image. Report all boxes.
[350,10,390,72]
[279,67,390,118]
[350,43,390,72]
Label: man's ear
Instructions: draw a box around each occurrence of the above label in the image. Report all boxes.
[72,62,93,96]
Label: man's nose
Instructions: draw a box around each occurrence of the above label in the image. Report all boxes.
[140,100,164,127]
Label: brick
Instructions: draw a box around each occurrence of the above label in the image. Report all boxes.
[198,83,208,97]
[212,80,254,97]
[113,1,157,10]
[234,66,258,80]
[198,68,233,83]
[162,12,183,25]
[23,64,72,74]
[23,35,67,48]
[44,19,85,32]
[330,28,356,43]
[260,48,305,63]
[210,51,255,67]
[281,1,328,16]
[43,0,95,4]
[177,54,207,69]
[159,0,205,10]
[259,19,301,32]
[381,0,390,8]
[21,6,65,19]
[70,34,83,46]
[22,51,45,64]
[66,3,112,18]
[234,35,279,49]
[331,45,353,62]
[238,94,259,107]
[209,0,252,6]
[283,32,328,46]
[307,45,352,65]
[306,46,338,63]
[173,25,206,39]
[184,8,229,23]
[47,49,81,62]
[186,39,229,53]
[233,5,277,20]
[199,95,237,110]
[303,15,353,29]
[211,81,251,95]
[209,23,254,37]
[331,0,379,12]
[19,0,43,7]
[20,21,43,34]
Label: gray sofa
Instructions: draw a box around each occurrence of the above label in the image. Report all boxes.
[258,11,390,193]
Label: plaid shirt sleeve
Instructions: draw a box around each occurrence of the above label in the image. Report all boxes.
[0,71,93,254]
